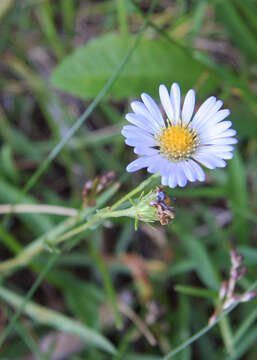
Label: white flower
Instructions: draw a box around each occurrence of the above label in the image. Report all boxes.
[122,83,237,188]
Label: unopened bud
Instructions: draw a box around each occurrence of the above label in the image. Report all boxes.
[231,249,243,268]
[132,191,159,223]
[230,269,238,280]
[219,281,228,300]
[236,267,247,279]
[240,291,257,303]
[208,312,218,326]
[222,295,240,310]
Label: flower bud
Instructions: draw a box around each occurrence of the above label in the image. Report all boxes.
[219,281,228,300]
[240,291,257,303]
[230,249,243,268]
[131,191,160,223]
[236,267,247,279]
[222,295,240,310]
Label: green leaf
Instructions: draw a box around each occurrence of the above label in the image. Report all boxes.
[175,285,217,299]
[0,145,20,182]
[215,1,257,61]
[180,234,220,290]
[227,151,249,242]
[64,279,104,328]
[0,285,116,355]
[51,33,218,100]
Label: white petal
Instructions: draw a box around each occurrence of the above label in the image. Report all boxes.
[161,176,169,186]
[147,155,166,174]
[175,163,188,187]
[200,121,232,140]
[198,109,231,133]
[193,153,227,169]
[125,137,156,147]
[215,152,234,160]
[197,146,234,160]
[194,100,224,130]
[199,145,234,153]
[126,113,158,134]
[131,100,162,130]
[155,157,171,177]
[201,129,237,144]
[219,129,237,137]
[180,161,195,182]
[122,124,152,137]
[122,125,156,142]
[131,100,149,118]
[141,93,164,127]
[159,84,174,122]
[207,109,230,125]
[190,160,206,181]
[168,174,178,188]
[182,89,195,125]
[207,137,238,145]
[170,83,181,124]
[126,157,149,172]
[164,162,177,188]
[191,96,216,127]
[134,147,159,156]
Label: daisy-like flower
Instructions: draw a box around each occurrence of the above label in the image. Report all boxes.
[122,83,237,188]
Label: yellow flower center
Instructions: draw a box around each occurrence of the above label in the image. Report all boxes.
[156,122,200,161]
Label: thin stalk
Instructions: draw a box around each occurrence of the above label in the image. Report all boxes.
[111,173,160,211]
[116,0,129,36]
[37,0,65,60]
[162,279,257,359]
[233,306,257,346]
[15,321,46,360]
[219,317,235,356]
[61,0,75,35]
[0,204,78,217]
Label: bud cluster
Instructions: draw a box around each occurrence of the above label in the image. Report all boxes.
[149,186,175,225]
[209,248,257,325]
[83,171,116,206]
[128,186,175,226]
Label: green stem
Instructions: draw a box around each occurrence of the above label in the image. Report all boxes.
[219,317,235,356]
[0,184,119,274]
[61,0,75,35]
[116,0,129,36]
[111,173,160,211]
[37,0,65,60]
[0,173,159,274]
[51,207,135,247]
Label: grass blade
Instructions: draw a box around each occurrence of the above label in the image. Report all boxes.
[0,284,116,354]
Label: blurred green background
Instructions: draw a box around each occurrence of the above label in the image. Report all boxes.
[0,0,256,359]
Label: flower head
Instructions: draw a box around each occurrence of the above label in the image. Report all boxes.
[122,83,237,188]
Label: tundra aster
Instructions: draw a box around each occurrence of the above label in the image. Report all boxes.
[122,83,237,188]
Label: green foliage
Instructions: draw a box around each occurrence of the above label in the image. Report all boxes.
[0,0,256,359]
[51,33,218,100]
[64,278,103,328]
